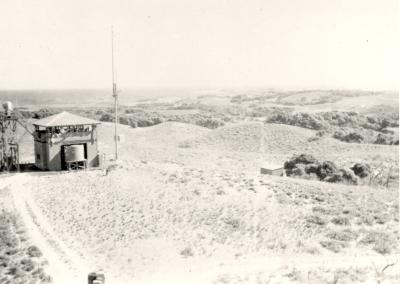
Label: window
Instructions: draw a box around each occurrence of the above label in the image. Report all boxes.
[36,154,40,160]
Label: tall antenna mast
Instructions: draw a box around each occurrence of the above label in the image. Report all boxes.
[112,26,118,160]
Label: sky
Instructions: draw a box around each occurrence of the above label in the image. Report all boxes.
[0,0,398,90]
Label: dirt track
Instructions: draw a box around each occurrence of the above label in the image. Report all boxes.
[2,174,88,284]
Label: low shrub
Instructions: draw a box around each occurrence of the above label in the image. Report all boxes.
[358,231,394,254]
[318,161,339,180]
[326,229,358,242]
[306,215,326,226]
[0,255,9,268]
[0,228,19,248]
[284,154,320,177]
[180,246,194,257]
[333,131,364,143]
[351,163,371,178]
[285,154,365,186]
[27,245,42,258]
[372,239,392,254]
[331,216,350,226]
[312,206,336,215]
[20,258,35,272]
[266,111,327,130]
[320,240,348,253]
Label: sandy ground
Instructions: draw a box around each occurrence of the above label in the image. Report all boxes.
[3,168,399,283]
[1,174,90,284]
[2,121,399,283]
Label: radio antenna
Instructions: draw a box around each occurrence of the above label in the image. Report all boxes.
[111,26,118,160]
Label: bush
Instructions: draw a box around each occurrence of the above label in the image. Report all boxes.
[267,111,327,130]
[374,133,397,145]
[323,168,358,185]
[317,161,339,180]
[316,130,327,137]
[20,258,35,272]
[27,245,42,258]
[285,154,361,185]
[306,215,326,226]
[339,168,358,185]
[333,131,364,143]
[323,172,342,183]
[118,116,130,125]
[99,112,113,122]
[331,216,350,226]
[6,265,25,277]
[0,228,19,248]
[180,246,194,257]
[192,118,225,129]
[320,240,348,253]
[326,229,358,241]
[351,163,371,178]
[373,239,392,254]
[265,108,398,136]
[31,109,58,119]
[0,255,10,268]
[358,231,394,254]
[291,165,306,177]
[284,154,320,176]
[305,163,320,174]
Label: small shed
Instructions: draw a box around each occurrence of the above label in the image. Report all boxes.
[33,111,100,171]
[260,163,284,176]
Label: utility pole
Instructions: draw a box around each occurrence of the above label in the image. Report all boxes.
[111,26,118,160]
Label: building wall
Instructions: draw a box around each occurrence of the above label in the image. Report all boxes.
[86,141,99,167]
[47,143,62,171]
[46,140,99,171]
[34,128,99,171]
[260,167,284,176]
[34,141,48,170]
[84,126,99,168]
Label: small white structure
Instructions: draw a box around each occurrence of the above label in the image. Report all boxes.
[260,163,284,176]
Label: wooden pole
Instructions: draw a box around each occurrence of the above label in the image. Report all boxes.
[112,26,118,161]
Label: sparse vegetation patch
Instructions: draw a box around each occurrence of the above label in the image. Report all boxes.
[0,210,51,283]
[284,154,359,185]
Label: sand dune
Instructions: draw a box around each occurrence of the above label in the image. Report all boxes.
[27,160,399,283]
[12,121,396,283]
[3,120,399,283]
[99,121,398,171]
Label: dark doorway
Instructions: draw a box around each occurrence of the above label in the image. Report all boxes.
[61,143,87,170]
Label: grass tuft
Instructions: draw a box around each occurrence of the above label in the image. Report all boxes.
[326,229,358,242]
[331,216,350,226]
[320,240,348,253]
[306,215,326,226]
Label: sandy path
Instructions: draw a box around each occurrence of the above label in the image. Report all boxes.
[2,174,90,284]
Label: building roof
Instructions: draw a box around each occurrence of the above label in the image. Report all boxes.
[260,163,283,170]
[33,111,100,127]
